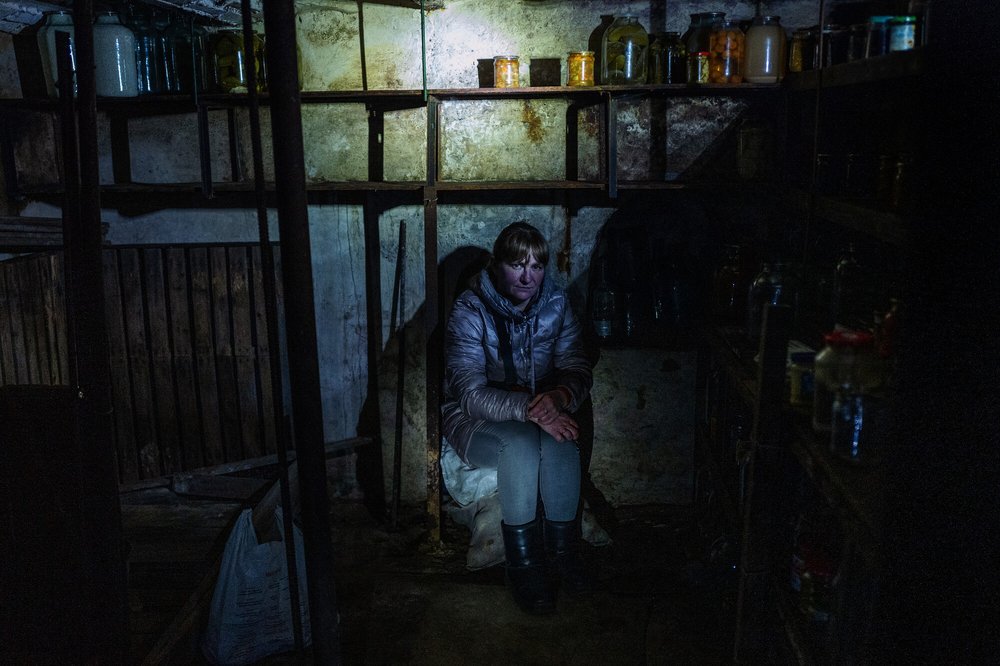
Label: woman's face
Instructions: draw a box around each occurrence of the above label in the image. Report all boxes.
[495,252,545,309]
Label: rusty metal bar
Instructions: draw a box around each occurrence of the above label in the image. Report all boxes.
[261,1,341,662]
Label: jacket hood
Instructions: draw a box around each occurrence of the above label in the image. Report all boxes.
[474,268,555,322]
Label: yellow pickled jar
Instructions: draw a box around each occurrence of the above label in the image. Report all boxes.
[709,19,744,84]
[212,30,266,93]
[567,51,595,86]
[493,55,519,88]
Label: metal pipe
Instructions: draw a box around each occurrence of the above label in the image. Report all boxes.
[261,1,341,663]
[240,0,304,655]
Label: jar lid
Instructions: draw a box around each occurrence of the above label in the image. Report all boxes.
[868,15,894,24]
[692,51,711,56]
[568,51,594,56]
[494,54,519,60]
[889,15,918,23]
[754,15,781,25]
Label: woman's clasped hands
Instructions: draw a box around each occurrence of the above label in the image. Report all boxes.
[527,389,579,443]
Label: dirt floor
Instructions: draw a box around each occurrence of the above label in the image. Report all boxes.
[313,499,738,665]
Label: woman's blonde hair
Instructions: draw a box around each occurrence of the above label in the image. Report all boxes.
[491,222,549,267]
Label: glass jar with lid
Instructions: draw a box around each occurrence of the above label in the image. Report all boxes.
[212,30,266,93]
[812,329,874,434]
[681,12,725,55]
[93,11,138,97]
[788,29,815,72]
[493,55,519,88]
[745,15,786,83]
[821,24,849,67]
[648,34,666,84]
[865,16,893,58]
[709,19,745,84]
[601,16,649,84]
[661,32,687,83]
[567,51,594,86]
[888,15,918,52]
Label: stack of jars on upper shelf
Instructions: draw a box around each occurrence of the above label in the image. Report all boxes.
[599,13,788,87]
[35,8,267,98]
[788,3,929,73]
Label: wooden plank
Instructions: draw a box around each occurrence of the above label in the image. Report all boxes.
[18,257,40,383]
[188,247,223,467]
[37,254,59,383]
[165,248,204,469]
[6,259,30,383]
[170,473,270,501]
[47,253,69,384]
[0,262,18,384]
[210,246,241,462]
[120,248,160,478]
[229,246,263,459]
[251,244,279,454]
[104,249,139,483]
[144,248,182,473]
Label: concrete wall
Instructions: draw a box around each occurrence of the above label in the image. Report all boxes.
[2,0,822,507]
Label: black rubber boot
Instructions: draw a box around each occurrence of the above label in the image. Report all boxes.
[501,519,556,614]
[544,518,592,596]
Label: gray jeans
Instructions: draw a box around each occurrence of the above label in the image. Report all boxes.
[465,420,581,525]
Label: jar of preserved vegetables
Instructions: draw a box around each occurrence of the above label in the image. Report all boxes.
[567,51,594,86]
[601,16,649,84]
[709,19,745,84]
[493,55,519,88]
[661,32,687,83]
[745,15,786,83]
[788,29,814,72]
[648,34,665,84]
[212,30,265,93]
[688,51,710,85]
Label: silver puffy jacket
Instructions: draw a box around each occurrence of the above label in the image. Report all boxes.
[442,269,593,463]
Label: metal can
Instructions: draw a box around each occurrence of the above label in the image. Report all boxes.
[566,51,594,86]
[688,51,710,84]
[493,55,519,88]
[888,16,917,51]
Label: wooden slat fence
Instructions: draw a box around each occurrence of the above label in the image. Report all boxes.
[0,244,284,484]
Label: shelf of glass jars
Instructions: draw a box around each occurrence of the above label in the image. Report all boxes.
[785,189,910,247]
[784,48,926,92]
[704,324,881,560]
[785,408,881,565]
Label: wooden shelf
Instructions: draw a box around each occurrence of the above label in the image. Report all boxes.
[785,49,926,91]
[785,189,911,246]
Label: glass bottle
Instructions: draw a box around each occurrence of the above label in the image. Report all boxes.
[712,244,749,325]
[648,34,665,84]
[662,32,687,84]
[745,15,786,83]
[153,10,176,93]
[709,19,745,84]
[165,14,204,93]
[128,6,162,95]
[591,279,616,341]
[37,11,76,97]
[829,244,866,330]
[746,262,795,345]
[93,11,138,97]
[601,16,649,85]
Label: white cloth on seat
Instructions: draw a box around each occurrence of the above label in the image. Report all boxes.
[442,439,612,571]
